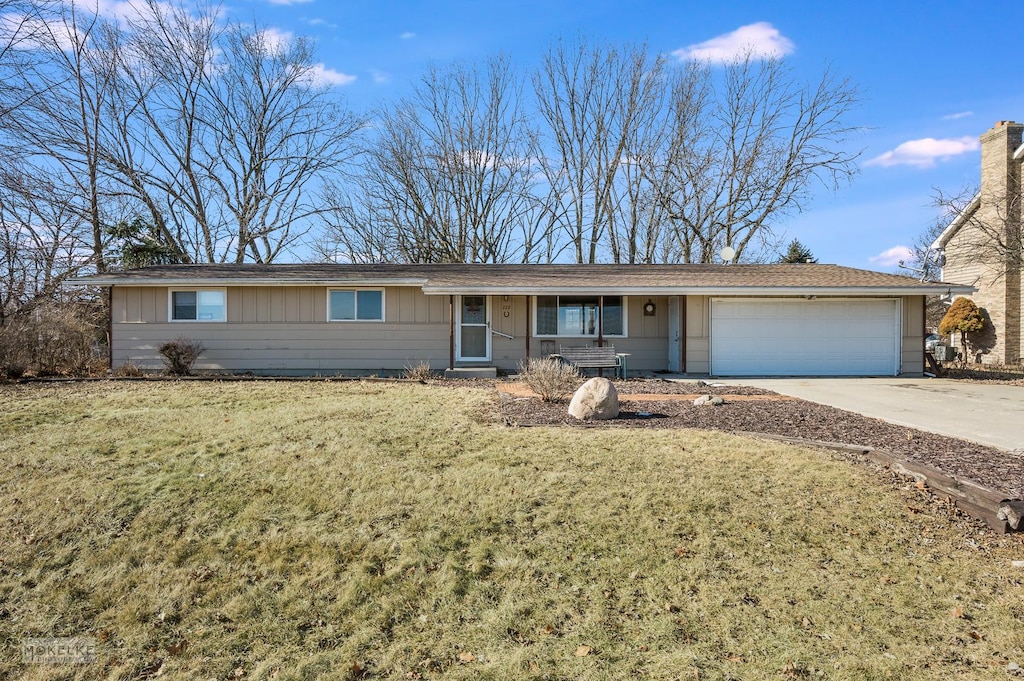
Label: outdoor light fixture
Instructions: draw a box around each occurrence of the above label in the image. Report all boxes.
[643,300,656,316]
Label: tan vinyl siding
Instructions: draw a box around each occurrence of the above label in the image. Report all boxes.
[112,285,450,373]
[685,295,711,374]
[112,323,452,372]
[901,295,925,376]
[111,287,920,376]
[114,286,167,323]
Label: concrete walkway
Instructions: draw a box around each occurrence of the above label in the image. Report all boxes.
[697,377,1024,453]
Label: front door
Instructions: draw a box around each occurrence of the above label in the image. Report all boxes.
[457,295,490,362]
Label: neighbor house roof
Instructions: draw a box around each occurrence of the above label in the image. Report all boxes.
[70,263,975,296]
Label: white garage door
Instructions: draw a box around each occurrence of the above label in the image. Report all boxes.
[711,299,899,376]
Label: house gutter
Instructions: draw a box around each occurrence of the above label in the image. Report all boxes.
[69,278,975,298]
[421,285,977,297]
[68,277,430,288]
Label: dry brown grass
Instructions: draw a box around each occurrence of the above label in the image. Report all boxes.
[1,381,1022,680]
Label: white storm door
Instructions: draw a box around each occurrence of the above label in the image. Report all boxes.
[457,295,491,361]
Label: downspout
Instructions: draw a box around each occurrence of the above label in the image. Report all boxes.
[597,296,604,347]
[449,295,455,369]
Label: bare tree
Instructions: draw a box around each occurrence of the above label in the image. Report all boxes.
[657,53,860,263]
[322,55,544,264]
[0,0,53,122]
[532,37,669,263]
[933,184,1022,281]
[2,2,120,272]
[102,0,361,263]
[0,164,93,320]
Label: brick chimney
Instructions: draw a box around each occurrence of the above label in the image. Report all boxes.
[980,121,1023,210]
[978,120,1023,364]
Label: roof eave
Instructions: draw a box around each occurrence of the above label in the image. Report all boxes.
[931,193,981,250]
[67,277,430,287]
[422,285,976,296]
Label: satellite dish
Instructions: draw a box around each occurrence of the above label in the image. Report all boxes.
[720,246,736,263]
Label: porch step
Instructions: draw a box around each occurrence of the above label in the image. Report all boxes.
[444,367,498,379]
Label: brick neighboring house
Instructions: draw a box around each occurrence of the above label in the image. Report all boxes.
[933,120,1023,365]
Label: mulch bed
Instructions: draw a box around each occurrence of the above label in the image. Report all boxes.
[499,379,1024,500]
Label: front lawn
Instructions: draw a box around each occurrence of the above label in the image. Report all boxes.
[0,381,1021,680]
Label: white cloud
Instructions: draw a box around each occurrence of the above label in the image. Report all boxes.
[672,22,795,62]
[306,18,337,28]
[870,245,914,267]
[400,31,415,39]
[942,111,973,120]
[266,0,313,5]
[259,27,294,52]
[865,136,980,169]
[310,63,356,86]
[371,69,390,84]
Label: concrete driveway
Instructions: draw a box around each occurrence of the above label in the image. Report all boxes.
[707,377,1024,453]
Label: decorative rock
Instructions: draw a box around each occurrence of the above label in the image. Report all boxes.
[693,394,725,407]
[568,377,619,421]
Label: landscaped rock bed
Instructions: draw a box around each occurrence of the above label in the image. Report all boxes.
[499,378,1024,501]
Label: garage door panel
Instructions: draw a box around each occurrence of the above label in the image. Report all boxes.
[711,299,898,376]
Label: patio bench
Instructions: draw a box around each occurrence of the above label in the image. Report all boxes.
[552,345,628,379]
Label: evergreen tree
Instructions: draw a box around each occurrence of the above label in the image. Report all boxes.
[106,218,182,270]
[778,239,817,263]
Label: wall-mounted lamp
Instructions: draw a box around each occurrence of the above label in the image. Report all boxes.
[643,300,657,316]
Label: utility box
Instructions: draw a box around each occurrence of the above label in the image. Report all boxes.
[934,345,957,362]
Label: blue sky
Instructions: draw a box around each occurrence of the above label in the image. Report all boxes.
[218,1,1024,268]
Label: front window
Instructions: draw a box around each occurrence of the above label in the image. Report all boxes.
[535,295,624,336]
[170,289,225,322]
[329,289,384,321]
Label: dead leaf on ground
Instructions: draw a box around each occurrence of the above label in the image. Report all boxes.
[950,606,965,619]
[575,645,592,657]
[165,639,187,656]
[802,616,812,629]
[458,651,475,662]
[916,480,928,491]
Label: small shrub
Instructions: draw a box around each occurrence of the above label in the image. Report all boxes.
[939,298,987,361]
[115,360,145,378]
[0,318,33,378]
[517,356,581,403]
[0,303,103,377]
[403,361,434,381]
[158,337,206,376]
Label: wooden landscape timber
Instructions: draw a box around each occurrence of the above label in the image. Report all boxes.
[738,432,1024,534]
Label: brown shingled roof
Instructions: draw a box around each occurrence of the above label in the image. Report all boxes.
[70,263,974,295]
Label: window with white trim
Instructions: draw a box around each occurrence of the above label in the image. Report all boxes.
[328,289,384,321]
[534,295,625,337]
[170,289,226,322]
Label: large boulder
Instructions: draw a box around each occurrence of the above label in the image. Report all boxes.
[568,377,620,421]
